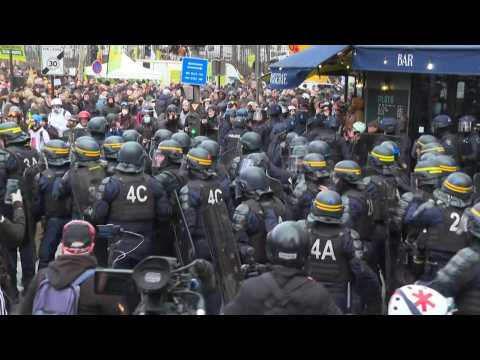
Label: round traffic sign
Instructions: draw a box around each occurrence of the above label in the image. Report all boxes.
[92,60,102,74]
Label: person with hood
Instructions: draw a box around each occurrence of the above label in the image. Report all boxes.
[102,94,121,117]
[157,104,182,133]
[79,92,96,116]
[29,114,50,152]
[48,98,71,138]
[18,220,127,315]
[201,104,219,139]
[155,88,172,117]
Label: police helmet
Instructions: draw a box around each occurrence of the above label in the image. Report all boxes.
[87,116,107,135]
[431,114,453,133]
[419,142,445,158]
[369,143,396,169]
[333,160,362,185]
[458,115,477,133]
[290,135,308,149]
[237,108,249,118]
[307,140,331,160]
[73,136,101,163]
[185,147,214,176]
[286,132,298,147]
[156,139,184,166]
[232,114,247,129]
[240,131,262,153]
[171,131,191,153]
[105,113,117,126]
[441,172,473,201]
[266,221,308,269]
[379,117,398,134]
[302,153,330,179]
[309,190,344,224]
[467,202,480,240]
[103,135,125,161]
[413,158,443,188]
[237,166,269,198]
[116,141,146,174]
[122,129,142,143]
[433,154,458,175]
[0,121,29,146]
[198,139,220,161]
[268,104,282,118]
[381,140,400,160]
[191,135,209,149]
[153,128,173,145]
[43,139,70,166]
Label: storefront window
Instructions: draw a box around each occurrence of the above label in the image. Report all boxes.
[455,76,480,119]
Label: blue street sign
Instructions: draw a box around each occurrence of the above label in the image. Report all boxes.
[92,60,102,74]
[181,57,208,85]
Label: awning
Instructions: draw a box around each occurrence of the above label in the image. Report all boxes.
[269,45,350,89]
[352,45,480,75]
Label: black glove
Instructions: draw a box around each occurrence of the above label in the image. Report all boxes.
[191,259,216,293]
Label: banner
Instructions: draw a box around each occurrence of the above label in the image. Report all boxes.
[0,45,26,62]
[247,54,256,68]
[170,70,181,84]
[107,45,122,74]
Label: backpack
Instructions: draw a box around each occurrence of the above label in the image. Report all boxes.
[32,269,95,315]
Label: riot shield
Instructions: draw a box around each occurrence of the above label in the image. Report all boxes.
[199,183,242,304]
[220,134,241,167]
[171,191,196,266]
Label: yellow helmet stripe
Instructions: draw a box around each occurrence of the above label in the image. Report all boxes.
[471,207,480,218]
[414,167,442,174]
[444,180,472,194]
[44,146,70,155]
[75,147,101,157]
[334,167,361,175]
[159,146,183,153]
[187,154,212,166]
[103,143,123,149]
[421,146,445,154]
[439,165,457,172]
[303,160,327,167]
[314,200,343,212]
[371,151,394,162]
[0,127,22,134]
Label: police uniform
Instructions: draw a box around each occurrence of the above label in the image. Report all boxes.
[33,165,72,269]
[232,194,289,263]
[93,172,171,269]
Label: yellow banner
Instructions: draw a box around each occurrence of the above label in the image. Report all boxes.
[0,45,26,62]
[170,70,181,84]
[247,54,256,68]
[107,45,122,73]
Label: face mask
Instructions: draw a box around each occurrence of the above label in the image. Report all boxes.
[122,109,128,115]
[53,107,61,113]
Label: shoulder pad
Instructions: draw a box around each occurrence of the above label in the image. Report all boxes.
[236,202,251,216]
[34,172,41,182]
[101,177,111,185]
[401,192,415,203]
[232,203,250,231]
[296,219,307,231]
[350,228,360,240]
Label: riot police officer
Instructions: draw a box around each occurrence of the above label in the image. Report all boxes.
[198,139,230,194]
[179,147,238,313]
[232,166,290,263]
[292,153,330,220]
[307,140,333,168]
[152,128,173,151]
[53,135,106,220]
[191,136,209,149]
[404,172,473,282]
[431,114,461,163]
[92,141,171,269]
[87,116,107,147]
[411,134,438,162]
[362,143,400,296]
[427,201,480,314]
[220,110,248,166]
[122,129,142,143]
[32,140,72,269]
[102,135,125,176]
[457,115,479,177]
[0,122,40,300]
[330,160,371,243]
[171,131,191,156]
[230,131,290,187]
[296,190,381,314]
[223,221,342,315]
[380,140,412,194]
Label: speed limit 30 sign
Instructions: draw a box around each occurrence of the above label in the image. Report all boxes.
[41,46,65,75]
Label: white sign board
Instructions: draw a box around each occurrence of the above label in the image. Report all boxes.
[41,46,65,76]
